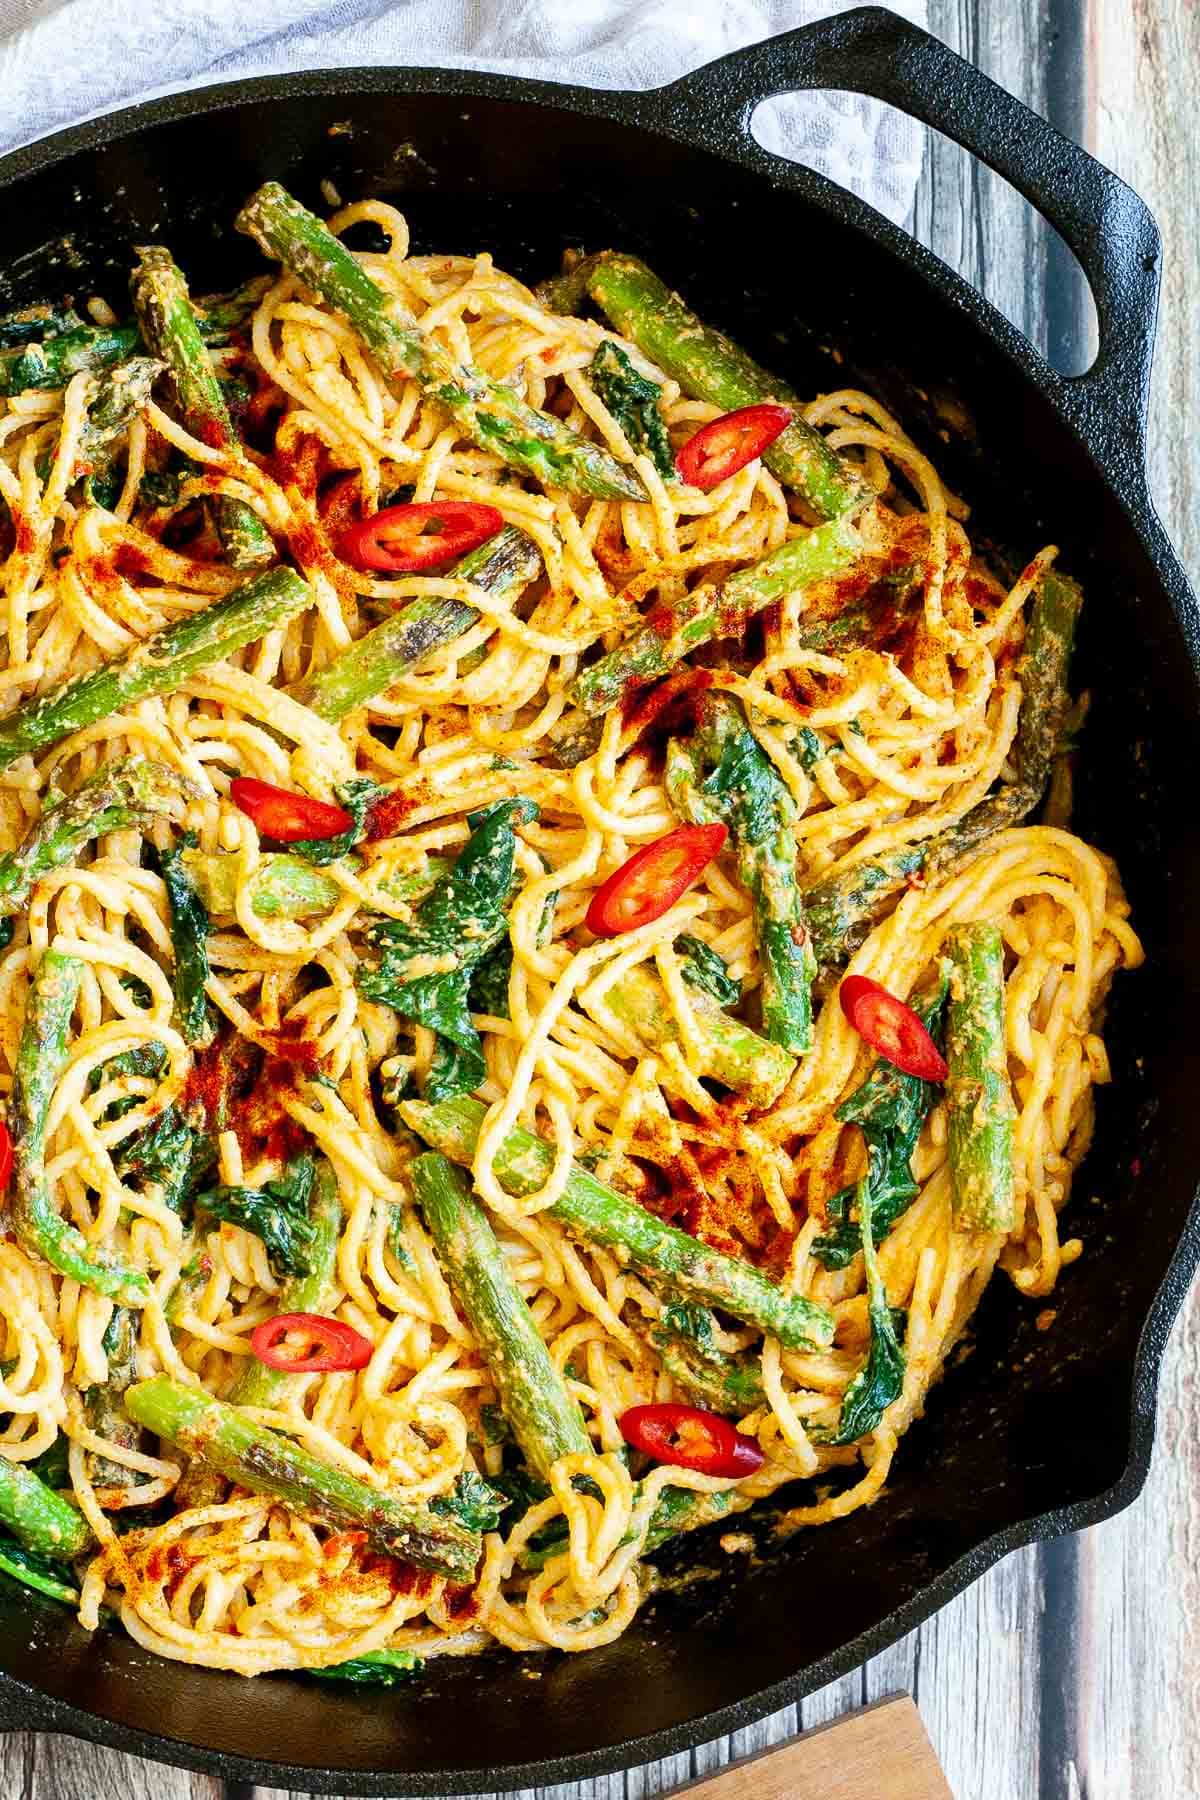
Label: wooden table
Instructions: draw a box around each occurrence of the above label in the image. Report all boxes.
[8,3,1198,1797]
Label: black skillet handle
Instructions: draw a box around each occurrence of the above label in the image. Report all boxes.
[654,5,1160,489]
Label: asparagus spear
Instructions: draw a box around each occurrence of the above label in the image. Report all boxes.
[0,565,312,771]
[666,693,815,1053]
[596,964,794,1108]
[804,848,927,970]
[13,947,150,1304]
[656,1338,763,1414]
[0,1454,91,1558]
[569,510,867,717]
[131,247,274,569]
[182,848,450,920]
[291,526,542,721]
[125,1375,480,1580]
[572,254,875,520]
[412,1154,591,1482]
[944,922,1016,1233]
[230,1160,342,1409]
[804,567,1085,967]
[0,756,191,917]
[236,184,645,503]
[399,1096,833,1351]
[83,1306,144,1489]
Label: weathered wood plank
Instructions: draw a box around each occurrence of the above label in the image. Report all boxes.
[26,1733,220,1800]
[911,0,1055,358]
[22,4,1199,1799]
[1044,2,1200,1797]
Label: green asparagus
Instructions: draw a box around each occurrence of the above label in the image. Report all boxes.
[569,510,868,718]
[804,566,1085,966]
[666,693,815,1053]
[0,1453,91,1558]
[13,947,150,1303]
[192,276,272,342]
[0,565,312,771]
[125,1375,480,1580]
[595,963,794,1108]
[291,526,542,720]
[230,1160,342,1410]
[944,922,1016,1233]
[131,247,274,568]
[182,847,450,921]
[573,254,875,520]
[412,1154,591,1482]
[0,757,190,917]
[400,1095,834,1351]
[236,183,645,503]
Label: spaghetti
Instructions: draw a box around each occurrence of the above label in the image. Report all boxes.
[0,192,1139,1679]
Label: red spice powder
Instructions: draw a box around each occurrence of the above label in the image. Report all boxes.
[113,543,151,580]
[365,790,417,842]
[182,1039,230,1123]
[442,1582,479,1622]
[163,1544,194,1602]
[619,666,714,738]
[196,417,230,453]
[227,1058,311,1164]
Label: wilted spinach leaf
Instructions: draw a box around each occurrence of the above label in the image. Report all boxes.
[359,799,535,1104]
[306,1648,423,1686]
[195,1154,318,1278]
[0,1534,77,1605]
[288,777,385,867]
[813,977,949,1271]
[152,834,212,1047]
[430,1468,509,1534]
[588,340,675,480]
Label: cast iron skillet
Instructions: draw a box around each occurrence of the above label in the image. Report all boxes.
[0,7,1196,1791]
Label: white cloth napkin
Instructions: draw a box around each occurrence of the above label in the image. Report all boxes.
[0,0,926,226]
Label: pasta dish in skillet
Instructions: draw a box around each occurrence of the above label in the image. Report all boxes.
[0,186,1139,1677]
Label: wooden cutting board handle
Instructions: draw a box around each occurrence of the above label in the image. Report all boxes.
[675,1696,954,1799]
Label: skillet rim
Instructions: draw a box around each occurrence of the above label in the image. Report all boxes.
[0,53,1196,1794]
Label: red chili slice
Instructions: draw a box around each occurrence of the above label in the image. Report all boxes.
[230,777,353,844]
[0,1122,12,1190]
[675,403,792,491]
[619,1403,763,1478]
[250,1312,374,1374]
[339,500,503,573]
[585,823,727,938]
[839,974,949,1082]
